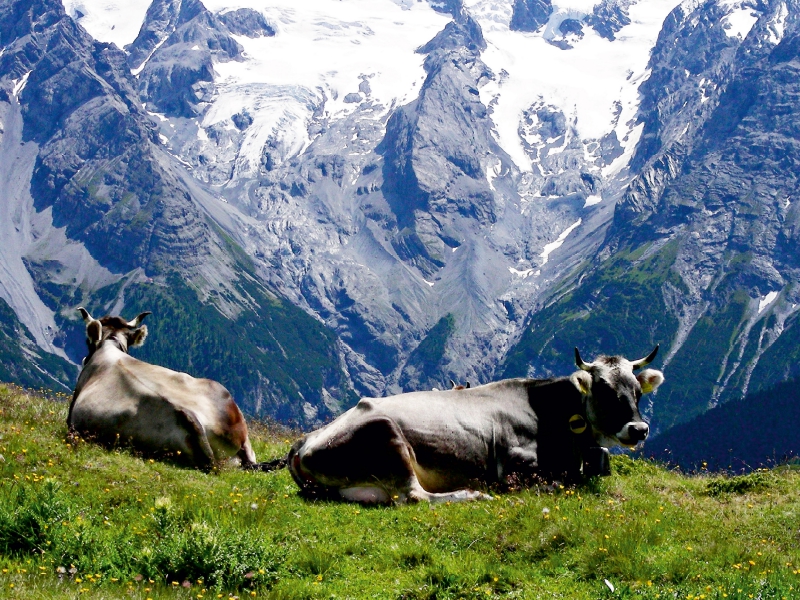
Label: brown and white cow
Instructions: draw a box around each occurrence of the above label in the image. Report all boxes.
[284,347,664,503]
[68,308,256,469]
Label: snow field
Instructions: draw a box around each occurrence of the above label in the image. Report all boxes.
[718,0,760,39]
[204,0,449,168]
[470,0,682,173]
[205,0,450,176]
[202,84,320,179]
[758,291,778,314]
[540,218,582,265]
[62,0,152,49]
[63,0,686,184]
[767,2,788,45]
[62,0,450,171]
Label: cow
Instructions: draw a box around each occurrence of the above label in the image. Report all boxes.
[68,307,257,469]
[284,347,664,503]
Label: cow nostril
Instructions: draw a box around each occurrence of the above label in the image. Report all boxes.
[630,423,649,441]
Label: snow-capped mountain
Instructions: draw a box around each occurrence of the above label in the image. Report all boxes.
[2,0,798,434]
[58,0,680,391]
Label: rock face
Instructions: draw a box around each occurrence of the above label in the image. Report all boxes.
[126,0,274,117]
[217,8,274,38]
[509,0,553,32]
[130,0,236,117]
[0,297,75,391]
[381,16,501,276]
[503,0,800,434]
[146,0,619,396]
[587,0,632,41]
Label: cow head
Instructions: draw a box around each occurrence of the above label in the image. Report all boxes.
[78,308,151,363]
[569,346,664,448]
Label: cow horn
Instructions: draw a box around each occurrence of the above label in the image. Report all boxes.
[77,307,93,323]
[575,347,594,371]
[127,311,152,328]
[631,345,659,370]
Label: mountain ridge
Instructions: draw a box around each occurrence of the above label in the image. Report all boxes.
[2,0,799,441]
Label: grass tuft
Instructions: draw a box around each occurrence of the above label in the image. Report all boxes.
[704,470,775,496]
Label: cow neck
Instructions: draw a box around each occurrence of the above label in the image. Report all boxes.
[69,334,133,433]
[102,333,129,354]
[87,335,128,362]
[525,377,587,420]
[525,378,594,453]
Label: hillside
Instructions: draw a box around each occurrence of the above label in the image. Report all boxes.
[1,385,798,599]
[0,298,75,392]
[644,377,800,474]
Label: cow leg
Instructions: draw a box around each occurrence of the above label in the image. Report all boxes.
[504,444,539,482]
[407,486,493,504]
[374,428,493,503]
[348,422,492,504]
[176,408,216,470]
[582,447,611,477]
[295,417,491,504]
[237,438,257,468]
[338,475,492,504]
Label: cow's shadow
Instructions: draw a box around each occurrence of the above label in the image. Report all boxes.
[65,429,236,473]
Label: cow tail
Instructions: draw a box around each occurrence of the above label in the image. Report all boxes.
[247,455,288,472]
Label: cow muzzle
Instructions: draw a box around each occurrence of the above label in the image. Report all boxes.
[290,452,315,484]
[617,421,649,446]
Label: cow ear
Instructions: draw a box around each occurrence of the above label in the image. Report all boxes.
[129,325,148,348]
[86,319,102,344]
[569,371,592,395]
[637,369,664,394]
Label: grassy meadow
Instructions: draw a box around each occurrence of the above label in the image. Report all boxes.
[0,384,799,600]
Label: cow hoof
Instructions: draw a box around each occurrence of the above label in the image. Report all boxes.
[420,489,493,503]
[458,490,493,502]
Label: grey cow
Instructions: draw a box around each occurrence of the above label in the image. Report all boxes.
[285,347,664,503]
[68,308,256,469]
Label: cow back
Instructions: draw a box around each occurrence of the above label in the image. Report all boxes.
[70,345,245,462]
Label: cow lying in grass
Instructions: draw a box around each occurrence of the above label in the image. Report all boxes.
[68,308,256,469]
[281,347,664,503]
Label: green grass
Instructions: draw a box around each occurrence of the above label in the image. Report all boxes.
[400,314,456,389]
[409,314,456,370]
[1,385,799,599]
